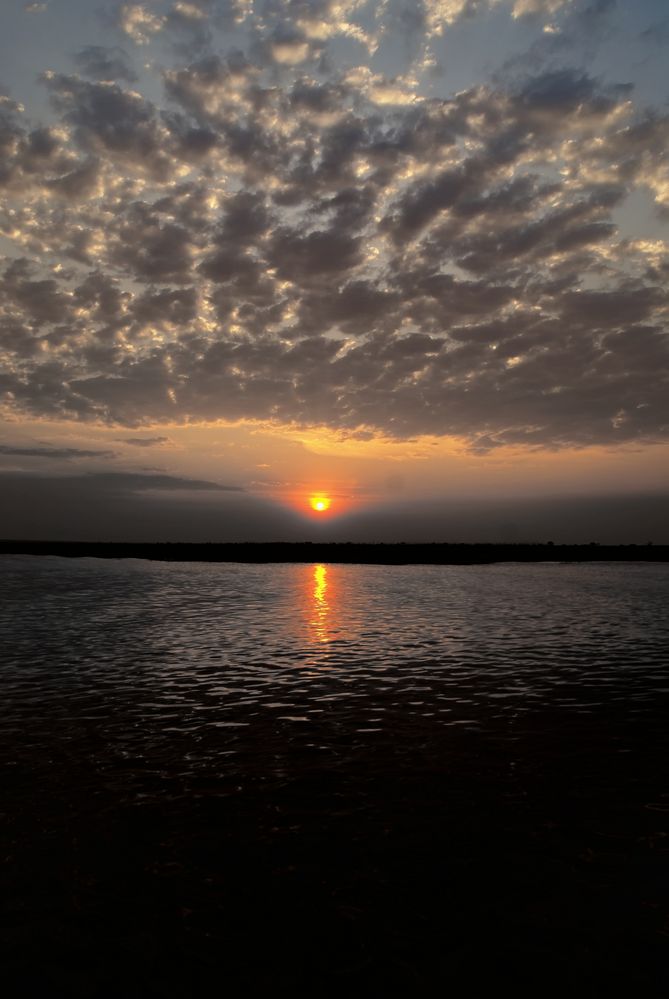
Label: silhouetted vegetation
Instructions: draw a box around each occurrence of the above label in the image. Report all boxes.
[1,540,667,563]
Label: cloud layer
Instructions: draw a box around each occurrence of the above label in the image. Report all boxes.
[1,0,668,450]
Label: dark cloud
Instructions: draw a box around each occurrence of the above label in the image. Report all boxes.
[162,52,260,122]
[115,435,172,446]
[494,0,620,80]
[1,258,71,327]
[73,46,138,83]
[107,204,194,282]
[0,443,116,459]
[68,471,241,491]
[0,97,85,195]
[268,227,362,279]
[42,73,176,180]
[130,286,198,326]
[515,68,614,113]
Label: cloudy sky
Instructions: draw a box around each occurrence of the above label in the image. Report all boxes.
[1,0,668,540]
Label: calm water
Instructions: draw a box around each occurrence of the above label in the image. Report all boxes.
[2,556,668,992]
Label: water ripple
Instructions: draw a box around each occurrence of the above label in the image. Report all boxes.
[1,557,668,797]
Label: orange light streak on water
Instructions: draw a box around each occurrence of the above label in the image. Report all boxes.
[310,563,331,644]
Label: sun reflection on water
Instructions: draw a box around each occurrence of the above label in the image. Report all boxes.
[310,563,331,644]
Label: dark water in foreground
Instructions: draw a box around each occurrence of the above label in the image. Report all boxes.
[1,557,668,994]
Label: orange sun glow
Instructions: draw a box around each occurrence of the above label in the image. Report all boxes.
[309,495,331,512]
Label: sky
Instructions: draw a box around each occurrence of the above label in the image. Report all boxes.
[0,0,668,541]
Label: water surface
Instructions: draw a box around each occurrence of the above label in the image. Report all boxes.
[1,557,668,993]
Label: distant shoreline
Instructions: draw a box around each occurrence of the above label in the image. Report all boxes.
[1,540,667,564]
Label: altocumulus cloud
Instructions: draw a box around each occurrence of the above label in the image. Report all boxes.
[0,0,667,451]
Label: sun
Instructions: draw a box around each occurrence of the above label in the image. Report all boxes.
[309,495,331,513]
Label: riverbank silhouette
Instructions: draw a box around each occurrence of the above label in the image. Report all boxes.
[1,540,667,563]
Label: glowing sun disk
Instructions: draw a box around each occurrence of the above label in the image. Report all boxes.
[310,495,331,512]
